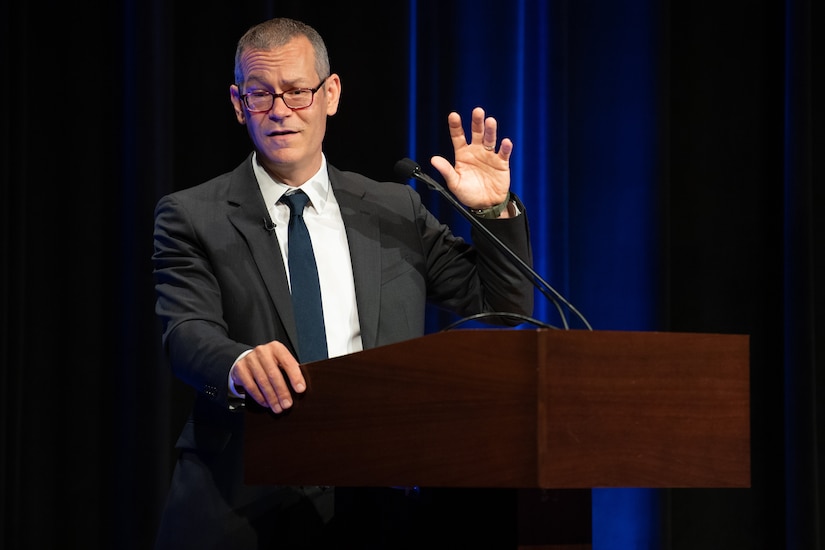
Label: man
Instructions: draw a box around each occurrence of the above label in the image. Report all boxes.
[153,17,533,549]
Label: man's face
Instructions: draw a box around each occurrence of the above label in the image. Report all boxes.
[230,36,341,186]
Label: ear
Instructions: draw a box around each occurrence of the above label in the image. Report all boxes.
[229,85,246,125]
[323,74,342,116]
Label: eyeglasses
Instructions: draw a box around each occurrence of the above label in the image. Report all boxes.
[240,77,329,112]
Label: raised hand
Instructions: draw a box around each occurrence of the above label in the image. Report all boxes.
[430,106,513,211]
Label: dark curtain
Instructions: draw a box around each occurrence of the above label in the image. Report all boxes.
[1,1,819,549]
[665,1,787,547]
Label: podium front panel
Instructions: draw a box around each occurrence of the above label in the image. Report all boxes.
[244,329,750,489]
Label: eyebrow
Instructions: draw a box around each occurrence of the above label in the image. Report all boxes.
[244,75,314,90]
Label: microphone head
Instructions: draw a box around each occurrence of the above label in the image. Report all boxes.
[393,158,421,182]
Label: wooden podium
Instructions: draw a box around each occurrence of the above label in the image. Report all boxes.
[245,329,749,488]
[244,329,750,547]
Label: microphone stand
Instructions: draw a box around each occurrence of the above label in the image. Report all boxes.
[395,158,592,331]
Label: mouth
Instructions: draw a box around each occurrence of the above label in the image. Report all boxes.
[268,129,298,137]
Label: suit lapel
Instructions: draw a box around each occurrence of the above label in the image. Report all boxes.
[329,167,382,350]
[220,159,382,353]
[225,157,300,350]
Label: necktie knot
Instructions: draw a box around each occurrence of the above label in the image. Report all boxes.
[280,190,311,216]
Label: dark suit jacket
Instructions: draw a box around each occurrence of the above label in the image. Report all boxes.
[152,154,533,545]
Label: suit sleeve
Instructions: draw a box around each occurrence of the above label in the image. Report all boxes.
[152,193,250,408]
[419,191,534,323]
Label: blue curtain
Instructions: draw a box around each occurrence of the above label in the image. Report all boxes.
[408,0,663,547]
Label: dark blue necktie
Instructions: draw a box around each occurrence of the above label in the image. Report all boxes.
[280,190,328,363]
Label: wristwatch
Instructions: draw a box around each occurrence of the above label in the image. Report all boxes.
[470,193,511,219]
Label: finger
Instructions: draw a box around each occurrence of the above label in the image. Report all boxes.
[265,340,305,394]
[445,111,469,151]
[239,342,303,414]
[482,117,499,150]
[235,352,283,412]
[498,137,514,160]
[430,154,458,188]
[231,367,265,407]
[280,360,307,395]
[261,344,303,412]
[470,107,486,144]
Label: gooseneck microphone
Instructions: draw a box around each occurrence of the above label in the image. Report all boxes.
[393,157,592,330]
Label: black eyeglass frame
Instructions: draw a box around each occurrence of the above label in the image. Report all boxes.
[240,76,329,112]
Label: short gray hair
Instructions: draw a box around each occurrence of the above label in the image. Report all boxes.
[234,18,330,86]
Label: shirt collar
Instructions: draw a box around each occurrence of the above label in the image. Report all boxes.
[252,152,331,212]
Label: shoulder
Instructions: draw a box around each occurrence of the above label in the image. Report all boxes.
[154,156,255,214]
[327,162,421,204]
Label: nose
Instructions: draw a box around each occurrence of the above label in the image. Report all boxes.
[269,95,293,118]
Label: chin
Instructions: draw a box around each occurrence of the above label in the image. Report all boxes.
[261,148,297,165]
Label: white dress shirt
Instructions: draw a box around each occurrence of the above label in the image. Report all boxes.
[229,153,363,399]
